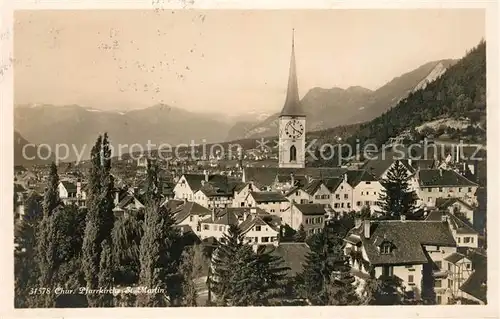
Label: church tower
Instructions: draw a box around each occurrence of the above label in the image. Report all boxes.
[278,30,306,168]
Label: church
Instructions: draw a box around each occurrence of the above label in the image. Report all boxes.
[242,31,346,188]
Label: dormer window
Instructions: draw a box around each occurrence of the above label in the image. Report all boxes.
[379,241,394,255]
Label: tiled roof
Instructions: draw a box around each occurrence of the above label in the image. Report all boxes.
[249,191,288,203]
[294,203,327,216]
[444,252,467,264]
[61,181,77,193]
[172,201,212,224]
[303,179,323,196]
[460,264,487,303]
[323,177,343,193]
[418,169,478,187]
[243,167,347,188]
[346,220,456,266]
[425,210,477,235]
[435,197,474,211]
[270,243,311,277]
[345,170,377,188]
[238,213,281,234]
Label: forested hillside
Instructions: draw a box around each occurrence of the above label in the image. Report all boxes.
[344,40,486,148]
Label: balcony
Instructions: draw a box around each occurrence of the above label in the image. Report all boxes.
[433,269,450,279]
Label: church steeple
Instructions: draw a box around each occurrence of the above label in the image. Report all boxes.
[280,29,304,117]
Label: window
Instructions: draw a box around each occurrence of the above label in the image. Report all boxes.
[295,191,300,196]
[336,194,340,200]
[448,279,453,287]
[255,226,261,231]
[341,203,344,208]
[334,203,339,208]
[471,237,474,243]
[344,194,348,199]
[435,280,442,288]
[458,188,462,192]
[466,263,471,269]
[448,263,452,271]
[408,275,414,283]
[381,243,392,254]
[439,188,443,192]
[468,187,472,193]
[464,237,471,243]
[347,203,351,208]
[262,237,270,243]
[435,261,442,269]
[203,224,209,230]
[213,225,218,231]
[436,295,442,304]
[289,145,297,162]
[366,182,371,185]
[315,195,320,199]
[428,197,432,202]
[365,201,370,206]
[361,192,364,195]
[219,226,224,231]
[190,216,194,222]
[341,185,344,190]
[357,201,361,206]
[428,188,432,192]
[457,237,461,243]
[254,237,258,242]
[270,209,275,213]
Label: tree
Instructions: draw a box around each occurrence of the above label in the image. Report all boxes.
[98,239,114,307]
[377,161,418,219]
[112,212,143,286]
[137,159,180,307]
[361,268,405,305]
[178,245,210,306]
[293,224,307,242]
[33,162,61,307]
[298,228,358,305]
[82,134,115,307]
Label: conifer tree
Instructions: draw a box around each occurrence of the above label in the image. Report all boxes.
[293,224,307,242]
[82,133,115,307]
[377,161,417,219]
[98,239,115,307]
[252,246,289,305]
[33,162,60,307]
[299,228,358,305]
[178,245,210,306]
[361,268,404,305]
[138,159,179,307]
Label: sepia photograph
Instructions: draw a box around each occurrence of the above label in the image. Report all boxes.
[4,4,496,313]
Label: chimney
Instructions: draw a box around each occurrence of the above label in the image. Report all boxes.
[363,220,371,239]
[354,218,362,229]
[439,168,443,177]
[76,181,82,195]
[250,207,257,216]
[441,212,448,223]
[343,173,347,183]
[204,170,209,182]
[211,208,215,222]
[456,144,460,163]
[400,214,406,222]
[114,191,120,205]
[290,173,295,187]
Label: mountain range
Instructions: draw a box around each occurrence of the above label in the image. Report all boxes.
[14,58,456,163]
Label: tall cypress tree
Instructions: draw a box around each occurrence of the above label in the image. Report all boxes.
[82,133,115,307]
[33,162,60,307]
[138,159,179,307]
[98,239,115,307]
[377,161,417,219]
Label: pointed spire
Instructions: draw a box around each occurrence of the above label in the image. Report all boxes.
[280,29,304,117]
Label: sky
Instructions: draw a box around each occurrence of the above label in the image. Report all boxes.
[14,9,485,115]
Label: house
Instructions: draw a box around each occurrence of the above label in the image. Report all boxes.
[343,217,459,304]
[244,191,290,215]
[443,252,475,302]
[281,203,326,234]
[416,168,478,208]
[238,213,281,246]
[346,169,382,213]
[169,200,212,234]
[302,179,332,205]
[324,176,353,213]
[458,250,487,304]
[112,193,145,217]
[284,186,313,205]
[58,180,87,207]
[174,172,237,208]
[232,182,261,207]
[435,197,475,225]
[425,210,479,249]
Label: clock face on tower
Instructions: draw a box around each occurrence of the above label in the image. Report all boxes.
[284,119,304,139]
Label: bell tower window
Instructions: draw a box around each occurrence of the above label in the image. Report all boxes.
[290,145,297,162]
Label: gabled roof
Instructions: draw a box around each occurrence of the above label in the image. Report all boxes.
[238,214,281,234]
[294,203,327,216]
[418,169,478,187]
[460,264,487,303]
[303,179,323,196]
[346,220,456,266]
[243,167,347,188]
[172,201,212,224]
[323,177,343,193]
[425,210,478,235]
[435,197,475,211]
[345,169,377,188]
[444,252,467,264]
[249,191,288,203]
[116,194,144,210]
[270,243,311,277]
[61,181,77,193]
